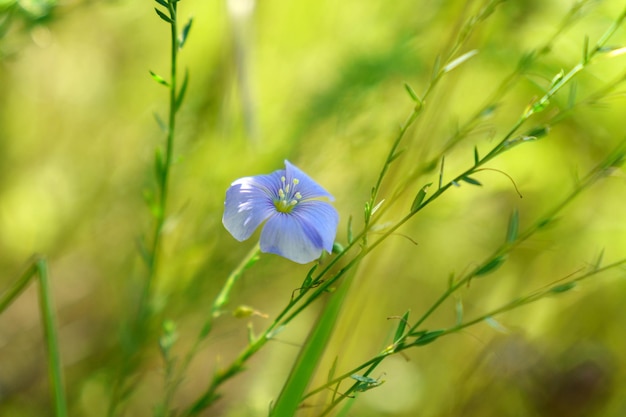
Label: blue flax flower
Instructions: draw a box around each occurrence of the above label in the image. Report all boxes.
[223,160,339,264]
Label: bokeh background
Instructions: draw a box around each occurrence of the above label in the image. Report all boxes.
[1,0,625,416]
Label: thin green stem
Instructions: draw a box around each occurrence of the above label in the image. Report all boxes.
[0,257,69,417]
[36,258,68,417]
[109,2,182,415]
[0,257,38,314]
[138,0,179,324]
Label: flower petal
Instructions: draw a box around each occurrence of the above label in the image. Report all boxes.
[222,173,282,241]
[285,160,334,201]
[293,200,339,252]
[259,201,339,263]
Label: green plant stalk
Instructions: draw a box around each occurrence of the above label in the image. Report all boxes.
[109,2,181,415]
[270,273,353,416]
[0,257,68,417]
[0,257,38,314]
[36,258,69,417]
[138,0,179,324]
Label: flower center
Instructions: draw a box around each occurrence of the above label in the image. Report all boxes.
[274,176,302,213]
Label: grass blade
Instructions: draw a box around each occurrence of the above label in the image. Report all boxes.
[36,258,68,417]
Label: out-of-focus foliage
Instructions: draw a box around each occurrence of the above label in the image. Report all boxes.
[0,0,625,416]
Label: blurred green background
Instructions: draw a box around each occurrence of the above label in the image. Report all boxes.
[1,0,625,416]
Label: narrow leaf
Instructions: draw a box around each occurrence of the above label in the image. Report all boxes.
[524,125,550,139]
[155,7,174,24]
[175,68,189,112]
[149,70,169,87]
[473,146,479,165]
[270,279,350,416]
[438,156,445,189]
[179,17,193,49]
[506,209,519,244]
[299,264,318,296]
[413,330,445,346]
[404,83,421,105]
[388,148,405,163]
[410,183,432,213]
[37,259,69,417]
[371,199,385,216]
[593,249,605,271]
[153,112,167,133]
[443,49,478,73]
[347,215,353,244]
[393,310,410,343]
[461,176,482,186]
[154,0,167,7]
[551,282,576,294]
[475,256,506,277]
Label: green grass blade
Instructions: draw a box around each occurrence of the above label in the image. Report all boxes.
[36,258,69,417]
[270,280,351,416]
[0,258,38,314]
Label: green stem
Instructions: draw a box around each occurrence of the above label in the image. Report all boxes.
[36,258,69,417]
[138,0,179,323]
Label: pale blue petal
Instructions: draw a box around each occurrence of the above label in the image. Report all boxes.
[259,201,339,263]
[222,174,280,241]
[292,201,339,252]
[260,214,322,264]
[284,160,334,201]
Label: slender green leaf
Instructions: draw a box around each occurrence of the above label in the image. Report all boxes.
[388,148,405,163]
[438,156,445,189]
[347,215,353,244]
[37,259,68,417]
[270,280,350,416]
[404,82,421,105]
[443,49,478,73]
[475,256,506,277]
[461,176,482,186]
[551,282,576,294]
[410,183,432,213]
[179,17,193,49]
[473,146,479,165]
[593,249,605,271]
[0,260,36,314]
[149,70,169,87]
[155,7,173,24]
[393,310,410,343]
[413,330,445,346]
[153,111,167,133]
[524,125,550,139]
[299,264,318,296]
[175,68,189,112]
[506,209,519,244]
[154,0,167,7]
